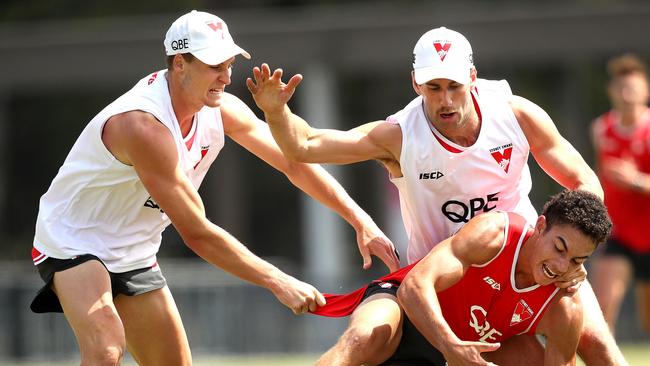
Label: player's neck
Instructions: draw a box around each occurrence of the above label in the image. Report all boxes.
[617,105,649,127]
[167,73,201,137]
[514,239,537,289]
[430,112,481,147]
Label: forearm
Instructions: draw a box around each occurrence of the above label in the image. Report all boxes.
[186,223,288,293]
[398,279,459,352]
[631,171,650,195]
[285,161,369,231]
[264,105,315,162]
[574,175,604,200]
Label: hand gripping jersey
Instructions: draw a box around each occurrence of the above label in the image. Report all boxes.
[389,79,537,263]
[33,70,225,272]
[592,109,650,253]
[313,212,560,342]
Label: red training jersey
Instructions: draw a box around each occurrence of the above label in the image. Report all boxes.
[313,212,560,342]
[593,110,650,253]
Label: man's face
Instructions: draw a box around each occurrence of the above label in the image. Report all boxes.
[179,55,235,108]
[414,76,474,128]
[608,72,649,112]
[532,221,596,286]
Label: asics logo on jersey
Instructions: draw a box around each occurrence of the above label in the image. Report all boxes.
[418,171,444,180]
[442,193,499,223]
[468,305,503,342]
[482,276,501,291]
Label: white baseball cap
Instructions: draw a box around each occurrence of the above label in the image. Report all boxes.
[412,27,473,85]
[164,10,251,66]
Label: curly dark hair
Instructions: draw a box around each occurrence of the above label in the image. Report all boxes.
[541,190,612,246]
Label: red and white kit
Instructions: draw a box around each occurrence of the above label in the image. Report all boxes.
[314,212,560,341]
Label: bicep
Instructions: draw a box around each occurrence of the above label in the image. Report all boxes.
[408,213,504,291]
[512,96,599,192]
[121,114,209,240]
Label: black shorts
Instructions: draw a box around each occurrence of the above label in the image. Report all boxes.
[362,281,447,366]
[602,237,650,280]
[31,254,167,313]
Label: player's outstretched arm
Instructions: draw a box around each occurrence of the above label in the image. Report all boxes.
[247,63,401,165]
[103,110,325,314]
[397,213,505,365]
[221,93,400,271]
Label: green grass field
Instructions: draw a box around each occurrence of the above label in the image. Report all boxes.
[4,342,649,365]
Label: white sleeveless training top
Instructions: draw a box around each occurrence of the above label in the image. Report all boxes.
[389,79,537,263]
[33,70,225,272]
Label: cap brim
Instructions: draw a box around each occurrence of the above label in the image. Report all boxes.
[192,44,251,66]
[413,66,470,85]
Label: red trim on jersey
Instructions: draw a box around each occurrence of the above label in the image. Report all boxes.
[185,123,198,150]
[32,247,48,265]
[471,88,482,123]
[433,133,464,153]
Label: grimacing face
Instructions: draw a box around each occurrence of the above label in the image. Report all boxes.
[178,55,235,109]
[532,222,596,287]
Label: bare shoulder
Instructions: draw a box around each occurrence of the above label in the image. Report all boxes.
[219,92,258,133]
[103,110,173,165]
[508,95,551,126]
[451,211,507,265]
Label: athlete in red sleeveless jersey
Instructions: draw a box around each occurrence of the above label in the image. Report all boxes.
[590,53,650,335]
[313,190,611,365]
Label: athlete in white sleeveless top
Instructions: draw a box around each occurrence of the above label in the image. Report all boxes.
[30,10,399,366]
[389,78,537,263]
[34,68,226,272]
[249,26,626,366]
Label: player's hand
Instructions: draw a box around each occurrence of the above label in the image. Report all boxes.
[271,274,326,315]
[601,157,640,190]
[246,63,302,115]
[355,218,400,272]
[555,264,587,293]
[442,339,500,366]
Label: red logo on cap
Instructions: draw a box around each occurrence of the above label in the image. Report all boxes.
[206,21,225,39]
[434,42,452,61]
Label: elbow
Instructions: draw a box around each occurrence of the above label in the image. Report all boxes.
[396,278,419,315]
[284,145,311,163]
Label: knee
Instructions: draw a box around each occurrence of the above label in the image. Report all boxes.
[82,343,125,366]
[340,324,397,364]
[78,307,126,365]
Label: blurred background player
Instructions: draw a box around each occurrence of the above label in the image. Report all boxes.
[590,53,650,335]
